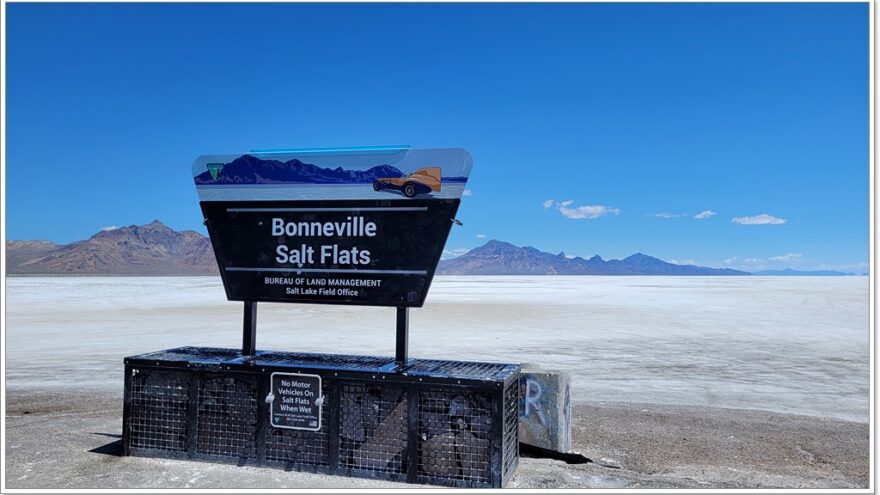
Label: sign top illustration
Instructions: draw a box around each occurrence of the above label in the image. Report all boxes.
[192,146,473,307]
[193,146,472,202]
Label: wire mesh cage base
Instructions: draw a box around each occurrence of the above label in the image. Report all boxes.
[123,347,520,488]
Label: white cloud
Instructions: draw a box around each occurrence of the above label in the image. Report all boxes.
[462,189,473,197]
[101,226,118,231]
[559,204,619,220]
[732,213,787,225]
[769,253,803,263]
[543,199,620,220]
[476,234,487,239]
[650,212,687,219]
[668,259,698,266]
[744,257,764,264]
[550,199,619,220]
[441,247,471,260]
[694,210,716,220]
[723,256,738,265]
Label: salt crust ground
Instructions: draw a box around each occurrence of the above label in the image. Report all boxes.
[4,276,869,488]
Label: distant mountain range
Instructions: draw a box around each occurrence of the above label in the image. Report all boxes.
[436,240,748,275]
[752,268,853,276]
[6,221,217,275]
[194,154,405,185]
[5,222,861,276]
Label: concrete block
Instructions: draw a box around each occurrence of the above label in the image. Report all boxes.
[518,367,572,453]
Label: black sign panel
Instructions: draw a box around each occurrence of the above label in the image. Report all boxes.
[192,147,472,307]
[202,199,459,307]
[270,372,323,431]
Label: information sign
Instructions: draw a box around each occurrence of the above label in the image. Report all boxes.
[269,372,323,431]
[192,147,472,307]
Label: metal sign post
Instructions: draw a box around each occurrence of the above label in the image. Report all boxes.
[396,306,409,366]
[242,301,257,356]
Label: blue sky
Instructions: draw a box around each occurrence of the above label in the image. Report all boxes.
[6,3,869,272]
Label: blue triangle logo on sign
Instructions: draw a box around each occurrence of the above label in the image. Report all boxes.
[207,163,224,180]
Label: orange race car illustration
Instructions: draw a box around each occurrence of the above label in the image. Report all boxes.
[373,167,441,198]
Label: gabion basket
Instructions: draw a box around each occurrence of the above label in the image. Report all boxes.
[123,347,520,488]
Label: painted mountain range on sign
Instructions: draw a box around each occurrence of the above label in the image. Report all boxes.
[193,155,467,185]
